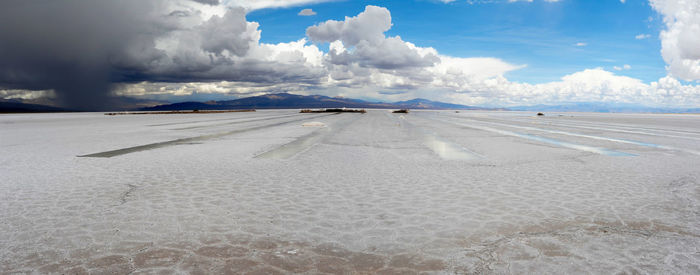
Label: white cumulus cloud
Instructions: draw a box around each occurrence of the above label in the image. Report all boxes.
[650,0,700,81]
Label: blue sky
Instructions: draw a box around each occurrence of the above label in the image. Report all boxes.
[248,0,666,84]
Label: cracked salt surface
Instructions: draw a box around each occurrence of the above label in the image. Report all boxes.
[1,110,700,274]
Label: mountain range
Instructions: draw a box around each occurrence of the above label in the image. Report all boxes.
[139,93,488,111]
[509,102,700,113]
[3,94,700,113]
[0,101,69,113]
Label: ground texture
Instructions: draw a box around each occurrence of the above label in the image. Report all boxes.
[1,110,699,274]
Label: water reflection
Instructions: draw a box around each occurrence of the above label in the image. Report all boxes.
[423,134,478,160]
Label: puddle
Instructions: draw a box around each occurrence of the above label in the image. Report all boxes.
[423,134,479,160]
[533,121,700,141]
[399,115,478,161]
[435,117,636,157]
[452,116,700,156]
[517,132,636,156]
[469,118,660,148]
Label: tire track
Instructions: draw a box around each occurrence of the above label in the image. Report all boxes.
[255,114,362,159]
[78,114,334,158]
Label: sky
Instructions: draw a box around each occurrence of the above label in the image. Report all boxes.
[0,0,699,109]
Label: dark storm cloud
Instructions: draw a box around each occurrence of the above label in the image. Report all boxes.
[0,0,170,110]
[0,0,325,110]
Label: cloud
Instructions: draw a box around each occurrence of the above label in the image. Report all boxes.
[507,0,561,2]
[112,66,700,108]
[0,0,173,110]
[305,5,522,92]
[307,6,393,46]
[223,0,334,11]
[648,75,700,105]
[443,68,700,107]
[635,33,651,39]
[525,69,648,104]
[1,89,55,101]
[307,5,440,74]
[197,8,254,56]
[378,90,408,95]
[113,80,312,99]
[575,42,587,47]
[613,64,631,71]
[0,0,327,110]
[428,56,525,92]
[650,0,700,81]
[298,8,316,16]
[109,5,528,104]
[191,0,220,5]
[131,3,700,107]
[1,2,699,109]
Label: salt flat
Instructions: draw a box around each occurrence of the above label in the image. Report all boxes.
[1,110,699,274]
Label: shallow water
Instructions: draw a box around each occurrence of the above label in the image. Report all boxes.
[1,110,699,274]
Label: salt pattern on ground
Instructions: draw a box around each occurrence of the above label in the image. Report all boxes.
[1,110,699,274]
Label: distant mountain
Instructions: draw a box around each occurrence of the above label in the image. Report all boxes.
[140,93,486,111]
[6,95,698,113]
[138,101,224,111]
[0,101,68,113]
[510,102,700,113]
[216,93,396,109]
[1,97,169,113]
[393,98,486,110]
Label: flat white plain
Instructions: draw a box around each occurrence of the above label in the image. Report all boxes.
[1,110,699,274]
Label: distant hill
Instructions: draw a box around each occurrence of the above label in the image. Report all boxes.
[0,101,68,113]
[5,96,698,113]
[393,98,487,110]
[1,97,168,113]
[510,102,700,113]
[140,93,487,111]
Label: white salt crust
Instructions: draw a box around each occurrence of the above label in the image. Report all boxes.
[1,110,699,274]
